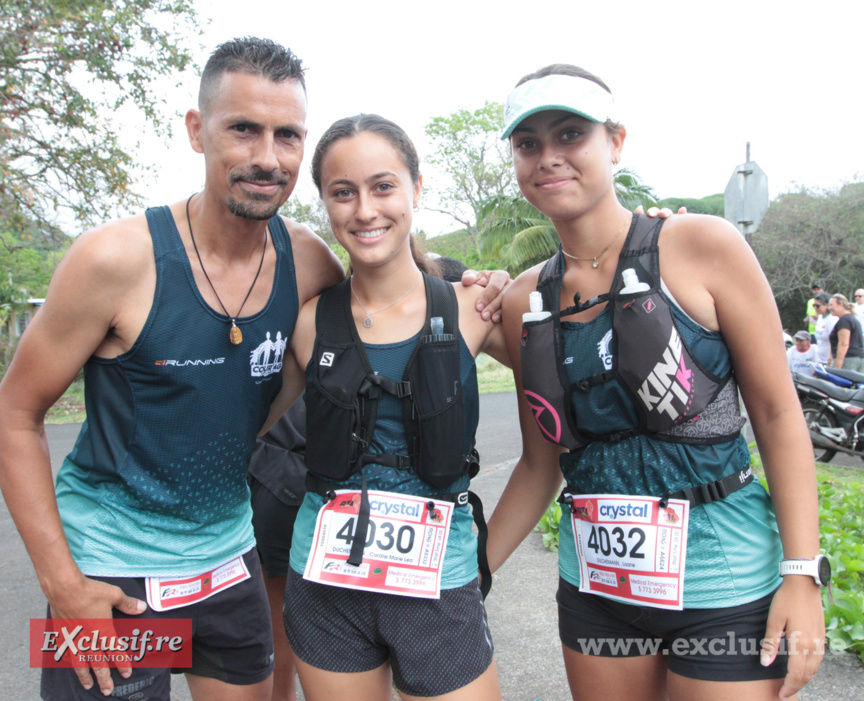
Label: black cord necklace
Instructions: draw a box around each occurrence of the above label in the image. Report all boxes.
[185,195,267,345]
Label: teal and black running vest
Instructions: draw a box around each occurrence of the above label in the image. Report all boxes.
[520,214,752,507]
[55,205,298,577]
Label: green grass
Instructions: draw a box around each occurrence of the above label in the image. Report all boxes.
[476,353,515,394]
[816,471,864,661]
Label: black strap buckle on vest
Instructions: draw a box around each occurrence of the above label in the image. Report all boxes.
[659,466,754,508]
[574,371,616,393]
[466,448,480,479]
[560,291,610,319]
[359,374,412,399]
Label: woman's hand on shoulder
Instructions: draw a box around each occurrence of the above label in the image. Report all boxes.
[635,204,687,218]
[460,268,511,322]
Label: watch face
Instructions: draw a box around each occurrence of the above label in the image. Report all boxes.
[818,556,832,585]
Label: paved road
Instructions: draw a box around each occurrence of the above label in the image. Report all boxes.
[2,396,862,699]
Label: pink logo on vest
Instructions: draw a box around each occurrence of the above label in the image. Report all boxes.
[676,353,693,392]
[524,390,562,444]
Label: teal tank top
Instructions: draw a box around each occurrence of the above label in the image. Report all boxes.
[290,333,480,589]
[556,295,781,607]
[55,206,298,577]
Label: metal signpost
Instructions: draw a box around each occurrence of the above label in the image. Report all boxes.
[724,143,769,244]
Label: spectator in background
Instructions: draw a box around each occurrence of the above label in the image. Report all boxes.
[805,282,824,341]
[829,293,864,371]
[813,293,837,366]
[853,288,864,334]
[787,330,817,375]
[430,253,470,282]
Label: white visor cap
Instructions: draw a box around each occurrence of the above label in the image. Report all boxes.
[501,74,617,140]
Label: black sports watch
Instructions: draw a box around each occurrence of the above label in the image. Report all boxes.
[779,556,832,586]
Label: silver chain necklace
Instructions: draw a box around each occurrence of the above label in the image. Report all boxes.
[350,273,422,328]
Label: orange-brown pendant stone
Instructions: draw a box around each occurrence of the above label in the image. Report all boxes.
[229,325,243,345]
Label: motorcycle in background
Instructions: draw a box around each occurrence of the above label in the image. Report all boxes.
[794,363,864,463]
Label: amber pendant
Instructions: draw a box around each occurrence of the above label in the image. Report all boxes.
[229,322,243,345]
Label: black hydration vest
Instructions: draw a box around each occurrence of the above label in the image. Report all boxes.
[304,273,490,594]
[521,214,751,507]
[305,273,476,488]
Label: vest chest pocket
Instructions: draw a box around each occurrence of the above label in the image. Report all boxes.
[410,336,466,489]
[305,346,366,481]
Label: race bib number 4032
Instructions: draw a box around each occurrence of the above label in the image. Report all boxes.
[570,494,689,610]
[303,490,453,599]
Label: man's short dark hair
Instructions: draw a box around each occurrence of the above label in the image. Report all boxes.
[199,37,305,112]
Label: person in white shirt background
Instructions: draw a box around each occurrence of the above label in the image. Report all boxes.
[788,330,818,375]
[853,288,864,335]
[812,293,837,366]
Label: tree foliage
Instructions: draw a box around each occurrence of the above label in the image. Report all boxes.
[657,193,724,216]
[614,167,658,211]
[1,0,200,238]
[475,195,556,275]
[752,182,864,332]
[280,197,334,247]
[425,229,484,271]
[423,101,517,244]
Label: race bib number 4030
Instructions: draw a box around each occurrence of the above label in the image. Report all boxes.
[303,490,453,599]
[570,494,689,610]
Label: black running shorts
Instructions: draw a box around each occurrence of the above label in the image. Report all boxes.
[41,549,274,700]
[557,577,788,681]
[283,568,494,696]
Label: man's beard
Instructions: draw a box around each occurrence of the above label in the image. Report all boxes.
[228,196,282,221]
[228,168,289,220]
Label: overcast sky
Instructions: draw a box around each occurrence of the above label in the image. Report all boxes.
[137,0,863,236]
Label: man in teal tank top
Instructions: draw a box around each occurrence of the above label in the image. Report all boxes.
[0,38,346,701]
